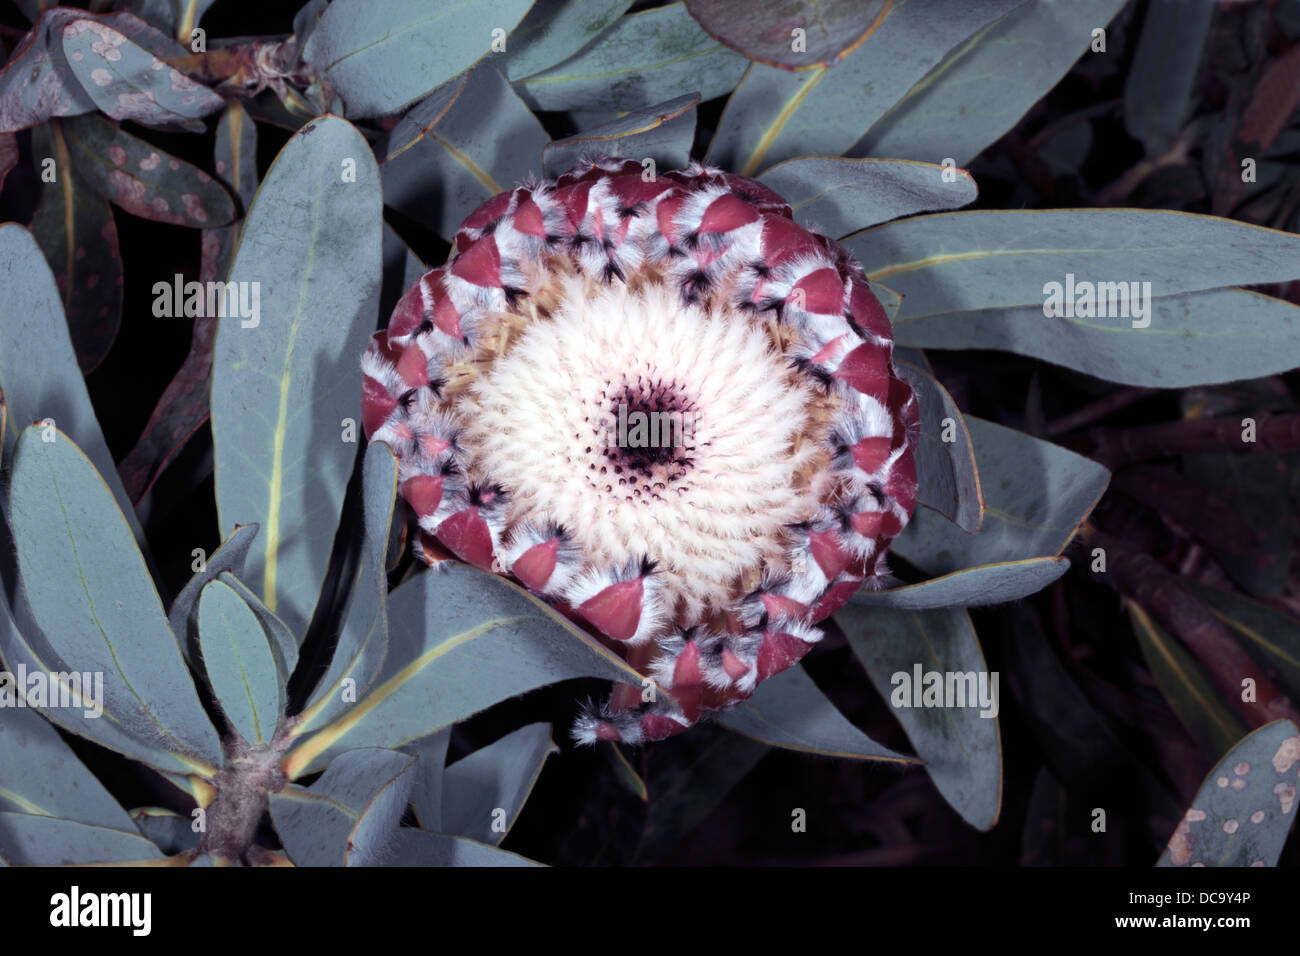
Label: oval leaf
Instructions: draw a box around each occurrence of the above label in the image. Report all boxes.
[61,16,223,125]
[1158,719,1300,867]
[9,426,221,771]
[212,114,382,636]
[61,112,236,227]
[198,577,284,746]
[167,522,260,663]
[839,604,1002,829]
[302,0,535,118]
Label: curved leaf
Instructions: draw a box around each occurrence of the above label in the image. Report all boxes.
[282,564,644,778]
[895,359,981,532]
[406,728,451,831]
[61,15,223,126]
[851,557,1068,610]
[757,156,976,236]
[684,0,895,71]
[10,425,221,772]
[516,2,747,111]
[167,522,259,662]
[0,813,163,864]
[0,9,100,132]
[62,112,236,227]
[198,577,283,746]
[0,705,136,831]
[721,663,917,763]
[706,0,1026,175]
[852,0,1128,165]
[543,92,697,177]
[839,604,1002,830]
[442,722,557,845]
[301,0,535,118]
[499,0,635,81]
[1123,0,1213,155]
[382,62,549,242]
[269,748,416,867]
[891,416,1109,575]
[212,115,382,636]
[129,806,199,855]
[1158,719,1300,867]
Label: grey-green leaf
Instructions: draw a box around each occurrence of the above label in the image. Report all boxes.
[891,417,1109,576]
[282,565,645,778]
[129,807,199,855]
[442,723,557,845]
[851,0,1128,165]
[851,557,1068,610]
[499,0,635,80]
[757,157,977,237]
[850,211,1300,320]
[167,523,259,665]
[298,441,398,733]
[1157,719,1300,867]
[9,426,221,772]
[0,813,163,864]
[516,2,747,111]
[0,225,142,540]
[212,115,381,637]
[840,604,1002,830]
[0,705,136,831]
[895,360,981,532]
[268,748,416,867]
[721,664,917,763]
[543,92,698,177]
[406,728,451,831]
[382,62,549,242]
[301,0,535,118]
[198,577,283,746]
[707,0,1027,175]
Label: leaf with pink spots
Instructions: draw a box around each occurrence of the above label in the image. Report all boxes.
[60,113,235,227]
[0,9,191,133]
[61,15,223,127]
[29,120,124,373]
[1158,719,1300,867]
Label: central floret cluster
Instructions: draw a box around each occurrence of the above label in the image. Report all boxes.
[361,157,918,743]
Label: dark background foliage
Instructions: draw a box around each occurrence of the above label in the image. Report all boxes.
[2,0,1299,866]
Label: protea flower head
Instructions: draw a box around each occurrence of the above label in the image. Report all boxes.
[360,156,919,745]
